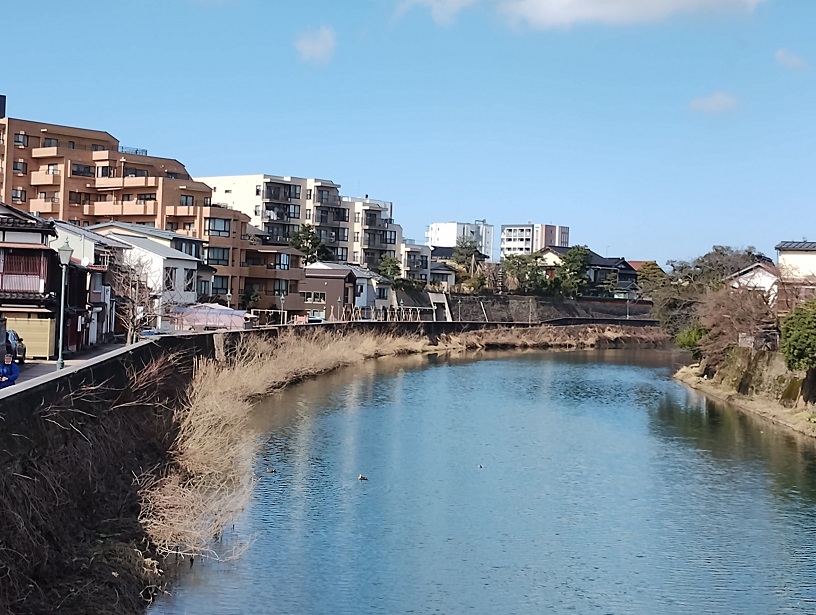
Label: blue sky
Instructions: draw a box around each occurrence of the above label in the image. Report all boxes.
[3,0,814,264]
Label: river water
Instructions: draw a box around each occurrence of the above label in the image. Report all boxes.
[150,350,816,614]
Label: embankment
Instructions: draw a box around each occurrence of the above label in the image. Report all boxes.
[675,348,816,439]
[0,322,665,614]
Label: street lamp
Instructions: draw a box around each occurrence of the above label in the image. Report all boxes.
[457,299,461,322]
[56,239,73,370]
[400,298,404,322]
[280,294,286,325]
[226,289,232,308]
[337,295,343,321]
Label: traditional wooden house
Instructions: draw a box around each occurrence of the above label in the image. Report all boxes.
[0,202,59,358]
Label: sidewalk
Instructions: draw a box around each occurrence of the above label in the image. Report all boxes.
[15,343,126,385]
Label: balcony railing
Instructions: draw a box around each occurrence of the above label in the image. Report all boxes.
[0,273,44,293]
[119,145,148,156]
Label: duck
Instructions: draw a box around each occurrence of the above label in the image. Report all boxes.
[358,474,368,481]
[265,468,277,474]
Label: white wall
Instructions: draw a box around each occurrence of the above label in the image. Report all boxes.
[779,252,816,281]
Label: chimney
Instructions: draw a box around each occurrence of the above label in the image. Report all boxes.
[0,95,6,118]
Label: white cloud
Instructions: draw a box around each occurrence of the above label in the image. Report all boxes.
[398,0,479,24]
[295,26,337,65]
[775,48,806,69]
[690,91,738,113]
[401,0,768,27]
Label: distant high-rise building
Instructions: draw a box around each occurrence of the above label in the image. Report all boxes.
[425,220,494,260]
[499,224,569,259]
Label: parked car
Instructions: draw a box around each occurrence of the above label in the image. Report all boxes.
[5,330,26,364]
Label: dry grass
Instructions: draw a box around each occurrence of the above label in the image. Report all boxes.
[439,324,668,351]
[140,329,430,559]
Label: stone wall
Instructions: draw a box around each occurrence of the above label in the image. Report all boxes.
[450,294,652,323]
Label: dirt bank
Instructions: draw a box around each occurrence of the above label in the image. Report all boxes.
[674,352,816,439]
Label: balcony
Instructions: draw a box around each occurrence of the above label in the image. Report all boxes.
[31,146,64,158]
[314,195,341,207]
[264,193,292,204]
[28,197,60,215]
[246,264,269,278]
[90,200,158,217]
[165,204,201,217]
[95,176,160,189]
[30,170,61,186]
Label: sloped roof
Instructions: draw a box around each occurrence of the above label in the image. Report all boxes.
[0,202,57,233]
[54,221,132,249]
[430,261,457,272]
[727,261,779,279]
[775,241,816,252]
[541,246,634,269]
[88,221,205,244]
[346,264,391,284]
[110,233,200,261]
[431,246,488,261]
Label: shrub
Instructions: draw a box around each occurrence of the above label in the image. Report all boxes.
[675,325,707,357]
[781,299,816,371]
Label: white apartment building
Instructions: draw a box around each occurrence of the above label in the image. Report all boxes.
[500,224,569,259]
[195,174,349,261]
[426,221,494,261]
[342,196,404,269]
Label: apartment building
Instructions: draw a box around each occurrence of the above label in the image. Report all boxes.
[400,239,431,283]
[426,221,494,261]
[342,196,404,270]
[500,224,569,259]
[194,174,351,260]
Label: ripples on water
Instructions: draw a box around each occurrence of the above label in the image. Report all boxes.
[151,350,816,615]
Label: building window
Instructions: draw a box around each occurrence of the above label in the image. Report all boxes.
[333,208,350,223]
[12,161,27,174]
[97,165,113,177]
[204,197,211,206]
[336,247,348,261]
[300,291,326,303]
[272,279,288,297]
[184,269,196,292]
[124,167,148,177]
[356,284,364,297]
[71,163,94,177]
[420,256,428,268]
[205,218,231,237]
[385,231,397,245]
[180,194,194,207]
[306,188,312,200]
[206,247,230,266]
[338,228,349,242]
[197,279,211,297]
[377,287,389,300]
[305,208,312,220]
[69,191,92,205]
[13,133,29,147]
[164,267,177,291]
[354,232,360,243]
[183,222,194,231]
[287,204,301,219]
[166,222,178,231]
[270,253,290,270]
[67,141,75,149]
[212,276,229,296]
[283,224,300,238]
[43,137,59,147]
[92,144,105,151]
[137,193,156,203]
[122,193,133,201]
[46,163,60,175]
[11,188,26,202]
[285,184,302,199]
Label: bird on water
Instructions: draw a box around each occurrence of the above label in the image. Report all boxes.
[358,474,368,481]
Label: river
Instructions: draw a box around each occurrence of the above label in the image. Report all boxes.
[150,350,816,614]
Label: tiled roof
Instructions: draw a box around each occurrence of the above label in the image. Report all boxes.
[775,241,816,252]
[110,233,200,261]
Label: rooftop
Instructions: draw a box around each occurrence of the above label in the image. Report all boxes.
[775,241,816,252]
[109,233,200,261]
[88,221,205,244]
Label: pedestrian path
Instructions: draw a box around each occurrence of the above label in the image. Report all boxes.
[15,344,125,385]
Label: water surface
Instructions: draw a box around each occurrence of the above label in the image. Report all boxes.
[151,350,816,614]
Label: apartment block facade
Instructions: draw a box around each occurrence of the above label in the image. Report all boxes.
[426,221,494,261]
[500,224,569,259]
[0,104,303,312]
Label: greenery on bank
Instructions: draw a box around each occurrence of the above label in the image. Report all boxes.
[781,299,816,371]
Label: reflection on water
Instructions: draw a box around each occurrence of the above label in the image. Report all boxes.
[151,350,816,615]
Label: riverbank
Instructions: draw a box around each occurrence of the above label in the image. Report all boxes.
[0,323,665,615]
[674,357,816,440]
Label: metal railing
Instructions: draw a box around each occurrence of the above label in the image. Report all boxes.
[119,145,148,156]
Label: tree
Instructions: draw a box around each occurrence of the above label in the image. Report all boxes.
[636,261,668,298]
[288,224,334,264]
[377,254,402,280]
[697,286,774,366]
[239,287,261,310]
[109,253,158,345]
[452,237,479,269]
[501,254,550,295]
[556,246,592,298]
[781,299,816,372]
[650,246,770,336]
